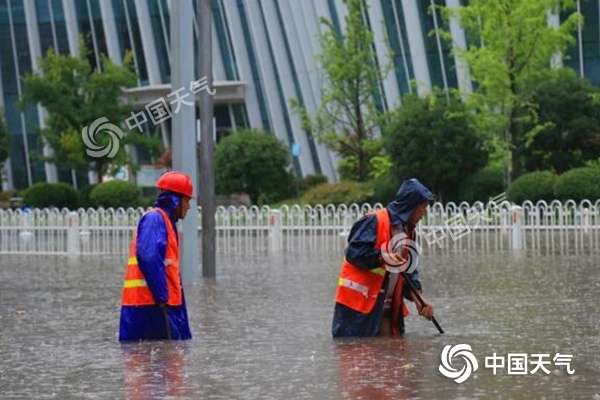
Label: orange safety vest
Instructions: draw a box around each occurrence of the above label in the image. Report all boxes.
[121,208,183,306]
[335,208,409,315]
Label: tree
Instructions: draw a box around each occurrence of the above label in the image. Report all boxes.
[523,68,600,173]
[384,90,488,202]
[214,129,296,204]
[0,108,10,188]
[443,0,580,183]
[20,39,158,183]
[291,0,386,181]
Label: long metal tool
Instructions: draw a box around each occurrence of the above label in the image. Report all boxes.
[401,271,444,334]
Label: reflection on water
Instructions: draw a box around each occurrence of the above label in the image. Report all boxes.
[0,249,598,399]
[121,342,189,400]
[334,338,433,399]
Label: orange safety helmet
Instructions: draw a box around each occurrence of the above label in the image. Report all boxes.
[156,171,194,198]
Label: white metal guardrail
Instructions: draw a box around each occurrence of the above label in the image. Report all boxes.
[0,200,598,256]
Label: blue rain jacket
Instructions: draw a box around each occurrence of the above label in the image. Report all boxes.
[332,178,435,337]
[119,192,192,341]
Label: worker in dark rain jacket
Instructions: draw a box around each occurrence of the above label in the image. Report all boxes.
[119,171,194,341]
[332,178,435,337]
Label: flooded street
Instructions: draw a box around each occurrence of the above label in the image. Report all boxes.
[0,247,598,399]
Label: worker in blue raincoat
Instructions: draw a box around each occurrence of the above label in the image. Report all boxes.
[332,178,436,337]
[119,171,194,341]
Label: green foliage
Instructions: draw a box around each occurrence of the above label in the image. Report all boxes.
[290,0,387,181]
[301,181,372,206]
[138,196,156,209]
[458,165,506,204]
[523,68,600,173]
[78,184,98,208]
[367,171,401,205]
[23,182,79,209]
[553,167,600,202]
[90,180,141,208]
[584,158,600,170]
[368,155,393,180]
[442,0,580,180]
[507,171,558,204]
[19,38,156,182]
[384,90,488,202]
[299,174,328,193]
[215,129,296,204]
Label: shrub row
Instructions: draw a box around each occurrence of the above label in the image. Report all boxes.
[300,167,600,206]
[301,181,373,206]
[14,166,600,210]
[22,181,154,209]
[507,168,600,204]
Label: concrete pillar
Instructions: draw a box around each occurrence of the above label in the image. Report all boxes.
[268,209,283,252]
[511,205,523,251]
[171,0,199,283]
[66,211,79,255]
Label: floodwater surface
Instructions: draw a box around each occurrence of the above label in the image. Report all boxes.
[0,247,598,399]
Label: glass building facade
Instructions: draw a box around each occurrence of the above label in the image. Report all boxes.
[1,0,599,190]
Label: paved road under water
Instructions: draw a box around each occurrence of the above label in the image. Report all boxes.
[0,248,598,399]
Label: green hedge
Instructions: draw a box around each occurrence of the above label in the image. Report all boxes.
[299,174,328,194]
[553,167,600,201]
[301,181,373,206]
[507,171,557,204]
[367,172,401,204]
[78,184,98,208]
[459,166,505,204]
[23,182,79,209]
[90,180,141,208]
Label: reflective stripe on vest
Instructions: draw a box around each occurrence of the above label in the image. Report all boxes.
[338,277,369,297]
[123,258,175,289]
[336,265,386,298]
[121,208,182,306]
[334,208,391,314]
[124,279,147,288]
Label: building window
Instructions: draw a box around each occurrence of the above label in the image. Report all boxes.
[35,0,57,54]
[74,0,108,71]
[112,0,148,85]
[5,0,45,187]
[213,0,239,80]
[148,0,170,83]
[563,0,600,84]
[256,1,301,175]
[273,0,322,174]
[416,0,457,90]
[236,0,271,132]
[214,104,231,142]
[232,103,249,128]
[381,0,414,95]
